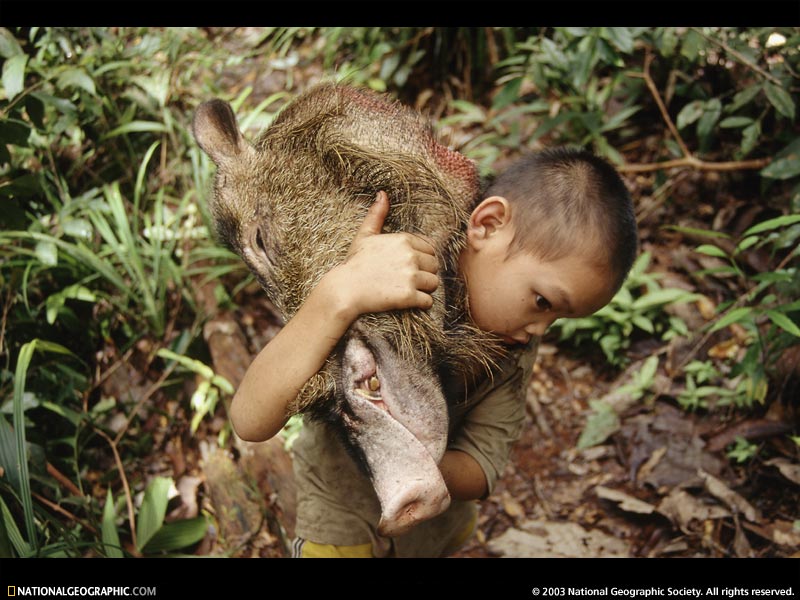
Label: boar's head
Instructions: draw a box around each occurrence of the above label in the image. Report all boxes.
[193,83,504,536]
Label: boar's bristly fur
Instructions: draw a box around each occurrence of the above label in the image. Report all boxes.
[195,83,506,419]
[194,82,513,535]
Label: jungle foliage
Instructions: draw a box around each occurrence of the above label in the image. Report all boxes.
[0,27,797,556]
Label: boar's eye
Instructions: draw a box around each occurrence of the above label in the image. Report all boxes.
[255,227,268,255]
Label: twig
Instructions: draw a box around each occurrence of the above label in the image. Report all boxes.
[619,156,771,174]
[532,474,555,519]
[32,492,98,536]
[642,51,691,158]
[621,51,772,175]
[46,462,84,499]
[635,171,688,224]
[90,347,135,393]
[93,427,138,554]
[0,276,14,365]
[113,359,176,446]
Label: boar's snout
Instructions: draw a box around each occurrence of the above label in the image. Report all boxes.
[377,477,451,538]
[342,326,452,534]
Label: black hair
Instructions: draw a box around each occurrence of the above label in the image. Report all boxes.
[482,147,638,293]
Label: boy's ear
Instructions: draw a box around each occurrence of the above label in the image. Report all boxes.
[466,196,512,247]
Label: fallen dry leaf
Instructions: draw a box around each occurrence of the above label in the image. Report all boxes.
[488,519,629,558]
[708,337,741,360]
[764,458,800,485]
[698,469,760,522]
[696,295,717,320]
[636,446,667,484]
[657,488,730,532]
[177,475,203,519]
[733,515,755,558]
[500,490,526,519]
[595,486,656,514]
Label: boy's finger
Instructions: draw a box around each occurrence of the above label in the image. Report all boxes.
[407,232,436,255]
[415,271,440,293]
[415,252,439,274]
[356,191,389,238]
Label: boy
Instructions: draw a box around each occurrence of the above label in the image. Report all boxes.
[230,147,638,558]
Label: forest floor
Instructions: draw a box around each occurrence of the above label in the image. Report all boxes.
[118,29,799,560]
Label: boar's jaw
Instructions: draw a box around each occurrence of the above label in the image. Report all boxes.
[342,328,451,536]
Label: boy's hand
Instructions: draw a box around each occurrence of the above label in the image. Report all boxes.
[328,191,440,320]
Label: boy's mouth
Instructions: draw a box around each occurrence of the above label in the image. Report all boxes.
[501,335,529,346]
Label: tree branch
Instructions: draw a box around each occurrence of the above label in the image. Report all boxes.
[621,51,772,175]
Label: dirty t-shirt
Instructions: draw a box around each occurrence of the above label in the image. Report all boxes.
[291,341,537,558]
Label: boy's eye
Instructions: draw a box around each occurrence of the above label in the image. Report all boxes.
[535,294,552,311]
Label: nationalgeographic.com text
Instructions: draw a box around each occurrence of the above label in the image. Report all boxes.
[9,587,157,598]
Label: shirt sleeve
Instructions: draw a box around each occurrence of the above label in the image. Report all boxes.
[447,342,537,497]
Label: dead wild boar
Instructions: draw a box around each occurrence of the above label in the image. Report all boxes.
[192,83,504,536]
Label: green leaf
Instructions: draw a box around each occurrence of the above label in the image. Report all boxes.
[751,271,795,285]
[764,82,795,120]
[577,401,620,449]
[45,284,97,324]
[742,214,800,237]
[2,54,27,101]
[56,68,96,96]
[719,116,754,129]
[13,341,43,552]
[638,355,659,387]
[735,236,759,253]
[34,240,57,267]
[697,98,722,141]
[677,100,704,130]
[664,225,731,240]
[680,29,702,61]
[103,121,168,139]
[142,516,208,554]
[136,476,172,552]
[760,154,800,181]
[62,218,93,240]
[102,489,124,558]
[492,77,522,111]
[695,244,729,259]
[0,494,31,557]
[631,314,655,333]
[39,400,83,428]
[604,27,634,53]
[740,120,761,157]
[0,493,12,557]
[601,105,641,133]
[0,28,23,59]
[709,307,754,333]
[766,310,800,337]
[726,85,761,114]
[0,416,20,500]
[0,119,32,147]
[632,288,697,310]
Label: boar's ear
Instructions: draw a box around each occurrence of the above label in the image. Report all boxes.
[192,99,248,165]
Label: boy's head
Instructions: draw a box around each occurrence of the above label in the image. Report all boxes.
[459,147,638,346]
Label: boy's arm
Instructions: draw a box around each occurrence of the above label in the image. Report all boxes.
[230,192,440,442]
[439,450,488,500]
[442,344,538,501]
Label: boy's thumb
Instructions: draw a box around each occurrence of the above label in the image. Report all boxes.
[356,191,389,237]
